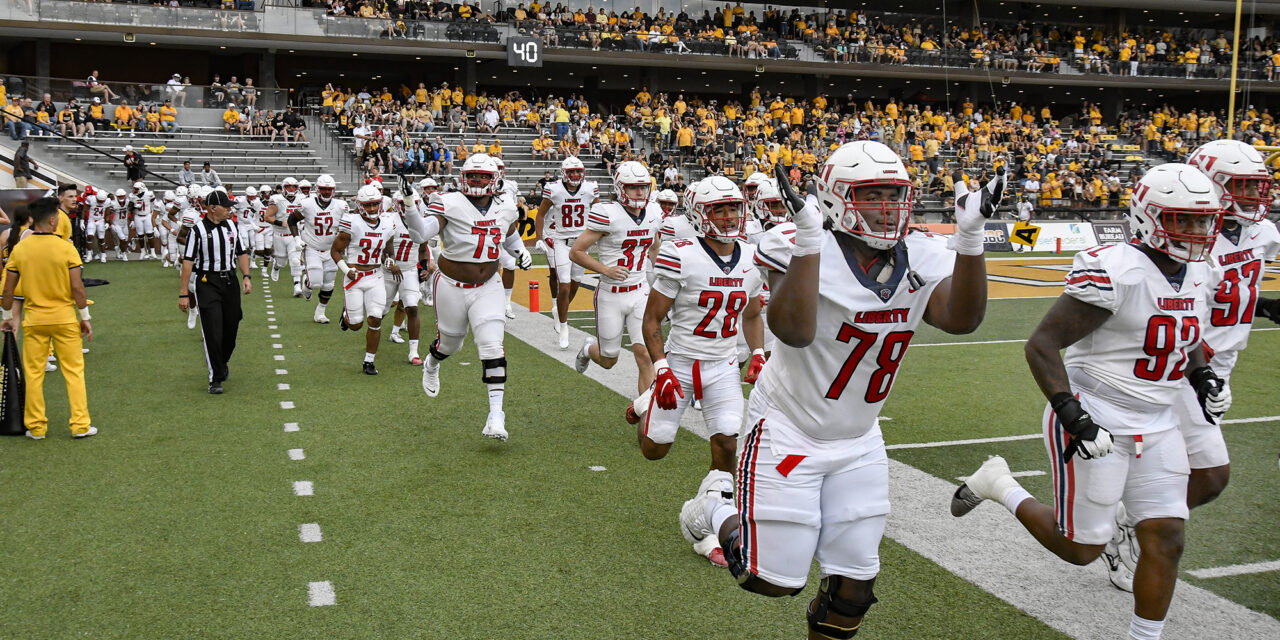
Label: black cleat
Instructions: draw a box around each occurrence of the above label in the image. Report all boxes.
[340,316,350,331]
[362,361,378,376]
[209,381,224,394]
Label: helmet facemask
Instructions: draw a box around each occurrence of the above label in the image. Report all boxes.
[827,180,913,250]
[462,170,496,197]
[564,168,584,189]
[696,198,747,244]
[1142,204,1223,264]
[1219,175,1272,225]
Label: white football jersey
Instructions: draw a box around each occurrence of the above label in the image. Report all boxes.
[268,193,304,236]
[107,200,129,224]
[542,179,600,240]
[234,196,258,227]
[128,190,151,217]
[657,212,697,242]
[337,212,394,265]
[179,207,201,229]
[753,221,796,304]
[1062,243,1217,434]
[754,231,955,441]
[586,201,663,287]
[743,219,766,245]
[297,195,350,251]
[499,178,520,204]
[427,191,519,264]
[652,237,763,361]
[1203,220,1280,373]
[86,199,108,222]
[387,213,421,268]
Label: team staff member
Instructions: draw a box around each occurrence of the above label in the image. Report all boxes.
[55,183,77,242]
[178,189,252,394]
[0,197,96,439]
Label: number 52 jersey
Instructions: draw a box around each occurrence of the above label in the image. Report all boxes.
[753,230,954,441]
[652,237,763,361]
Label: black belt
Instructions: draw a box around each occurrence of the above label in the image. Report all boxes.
[195,269,236,278]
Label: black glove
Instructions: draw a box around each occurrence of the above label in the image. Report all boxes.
[1051,392,1113,460]
[773,162,815,218]
[981,164,1008,218]
[1187,365,1230,423]
[1256,297,1280,325]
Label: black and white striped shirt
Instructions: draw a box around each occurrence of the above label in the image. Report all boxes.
[183,218,244,272]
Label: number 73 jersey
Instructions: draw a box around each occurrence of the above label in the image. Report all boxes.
[653,237,763,361]
[753,231,955,441]
[429,191,519,263]
[586,201,663,287]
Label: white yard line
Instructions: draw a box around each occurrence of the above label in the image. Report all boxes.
[299,523,323,543]
[292,481,313,496]
[914,338,1027,347]
[278,383,290,391]
[957,470,1045,481]
[288,448,305,461]
[307,581,335,606]
[280,401,295,410]
[283,422,299,432]
[1187,559,1280,580]
[503,302,1280,639]
[1222,416,1280,424]
[887,433,1041,450]
[275,369,288,375]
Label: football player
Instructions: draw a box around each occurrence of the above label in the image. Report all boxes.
[494,156,521,318]
[419,154,532,441]
[1098,140,1280,592]
[290,174,348,317]
[84,190,110,263]
[233,186,260,269]
[298,179,313,199]
[683,141,997,638]
[953,163,1228,640]
[262,177,305,293]
[384,190,431,365]
[107,189,130,261]
[570,161,663,399]
[641,176,766,566]
[330,185,397,375]
[129,181,157,259]
[536,155,601,349]
[745,179,793,358]
[255,184,274,276]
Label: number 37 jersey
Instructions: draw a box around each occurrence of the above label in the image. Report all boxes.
[753,231,954,441]
[652,237,763,361]
[586,201,663,287]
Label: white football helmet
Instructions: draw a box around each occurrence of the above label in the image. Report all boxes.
[743,171,770,202]
[460,153,498,197]
[281,176,299,196]
[174,185,188,199]
[655,189,679,216]
[1128,163,1225,264]
[752,179,789,226]
[298,179,313,196]
[355,184,383,219]
[114,188,127,203]
[258,184,272,196]
[493,156,506,182]
[690,176,747,243]
[95,191,109,204]
[561,155,585,189]
[1186,139,1272,225]
[315,174,336,202]
[163,190,175,203]
[815,141,914,250]
[243,186,258,199]
[132,181,145,193]
[613,161,652,210]
[683,180,701,218]
[419,177,439,195]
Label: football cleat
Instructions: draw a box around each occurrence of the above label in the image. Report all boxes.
[482,410,508,442]
[692,535,728,567]
[187,307,199,330]
[339,315,350,331]
[72,426,99,439]
[575,336,595,373]
[270,267,280,282]
[24,430,45,440]
[691,398,702,411]
[680,470,734,544]
[388,331,405,344]
[505,302,515,319]
[99,255,106,264]
[558,324,569,350]
[624,403,641,425]
[362,361,378,376]
[409,355,423,366]
[951,456,1020,517]
[293,283,303,298]
[421,363,440,397]
[261,264,269,277]
[45,359,57,373]
[313,308,330,324]
[1103,539,1135,592]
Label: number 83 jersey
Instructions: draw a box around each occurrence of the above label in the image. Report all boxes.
[753,231,954,441]
[653,237,763,361]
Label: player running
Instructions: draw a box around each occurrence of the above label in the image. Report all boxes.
[384,189,431,365]
[419,154,532,442]
[570,161,663,397]
[107,189,131,261]
[681,142,999,638]
[290,174,348,320]
[953,163,1228,640]
[84,190,110,263]
[330,185,397,375]
[536,155,600,349]
[495,156,521,318]
[263,177,305,294]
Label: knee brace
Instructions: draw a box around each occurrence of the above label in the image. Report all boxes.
[431,332,464,360]
[807,576,877,639]
[318,287,334,304]
[481,357,507,384]
[725,530,803,597]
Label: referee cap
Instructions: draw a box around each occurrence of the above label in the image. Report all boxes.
[205,189,233,208]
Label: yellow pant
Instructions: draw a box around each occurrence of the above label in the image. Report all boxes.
[22,322,90,436]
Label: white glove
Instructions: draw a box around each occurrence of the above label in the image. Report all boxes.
[1077,427,1115,460]
[1205,382,1232,420]
[791,194,824,257]
[949,166,1007,256]
[515,247,532,270]
[294,235,306,253]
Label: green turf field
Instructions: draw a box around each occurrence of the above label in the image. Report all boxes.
[0,258,1275,638]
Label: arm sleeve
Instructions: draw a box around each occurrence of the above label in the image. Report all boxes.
[1063,249,1119,312]
[502,229,525,255]
[754,226,795,274]
[585,203,612,233]
[651,242,684,298]
[401,200,428,242]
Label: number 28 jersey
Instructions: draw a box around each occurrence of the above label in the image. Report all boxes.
[653,237,763,361]
[753,231,954,441]
[428,191,518,264]
[1063,243,1216,434]
[543,179,599,240]
[586,201,663,287]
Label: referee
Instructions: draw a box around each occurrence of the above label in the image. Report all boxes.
[178,189,251,394]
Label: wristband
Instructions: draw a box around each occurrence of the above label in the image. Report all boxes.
[337,260,352,277]
[178,294,190,298]
[242,274,251,280]
[950,227,985,256]
[751,348,765,358]
[77,306,91,321]
[1,307,11,322]
[653,358,669,371]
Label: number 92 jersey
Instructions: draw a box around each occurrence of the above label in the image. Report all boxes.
[753,231,954,441]
[542,179,600,240]
[1062,243,1216,434]
[428,191,518,264]
[652,237,763,361]
[297,195,350,251]
[586,201,663,287]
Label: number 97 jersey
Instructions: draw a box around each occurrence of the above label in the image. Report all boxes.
[652,237,763,361]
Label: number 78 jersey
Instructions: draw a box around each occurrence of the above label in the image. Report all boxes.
[753,231,954,441]
[586,201,662,287]
[652,237,763,361]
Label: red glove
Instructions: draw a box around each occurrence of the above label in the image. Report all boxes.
[743,349,767,384]
[653,358,684,410]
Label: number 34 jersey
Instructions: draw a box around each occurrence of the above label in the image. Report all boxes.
[337,212,394,264]
[652,237,763,362]
[1062,242,1217,435]
[753,231,954,441]
[586,201,663,287]
[428,191,518,264]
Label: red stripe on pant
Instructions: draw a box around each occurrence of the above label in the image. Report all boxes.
[641,380,658,437]
[344,270,369,291]
[692,359,703,400]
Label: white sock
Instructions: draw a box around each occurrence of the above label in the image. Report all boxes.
[426,354,442,371]
[1129,614,1165,640]
[505,288,513,302]
[395,322,406,333]
[559,321,568,334]
[1002,487,1033,515]
[709,502,737,538]
[632,388,653,414]
[317,302,327,313]
[487,384,504,412]
[364,351,375,363]
[408,339,419,355]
